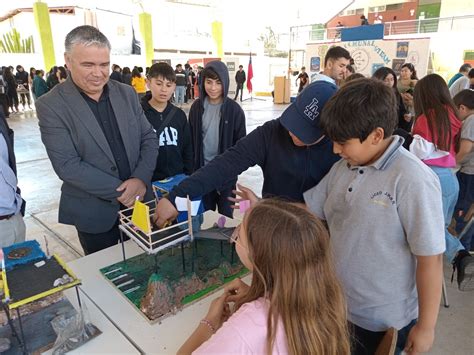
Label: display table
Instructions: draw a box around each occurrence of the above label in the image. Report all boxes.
[43,287,140,354]
[67,218,250,354]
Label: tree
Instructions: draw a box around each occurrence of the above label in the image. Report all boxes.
[258,26,288,58]
[0,28,35,53]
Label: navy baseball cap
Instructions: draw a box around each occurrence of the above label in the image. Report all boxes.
[280,81,338,144]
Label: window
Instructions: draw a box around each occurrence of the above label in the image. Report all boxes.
[369,6,386,13]
[386,3,403,11]
[464,51,474,61]
[342,8,364,16]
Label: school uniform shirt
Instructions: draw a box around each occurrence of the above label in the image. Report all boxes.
[449,76,470,97]
[194,298,288,354]
[459,113,474,174]
[304,136,445,332]
[448,73,463,88]
[141,94,193,181]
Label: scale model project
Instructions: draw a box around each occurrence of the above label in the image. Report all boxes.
[100,175,248,322]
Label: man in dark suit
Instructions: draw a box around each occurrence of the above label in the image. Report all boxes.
[37,26,158,255]
[0,109,26,247]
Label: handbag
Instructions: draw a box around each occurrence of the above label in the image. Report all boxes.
[17,84,29,94]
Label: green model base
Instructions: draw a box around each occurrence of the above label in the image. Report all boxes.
[100,238,247,322]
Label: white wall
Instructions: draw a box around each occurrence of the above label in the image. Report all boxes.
[440,0,474,17]
[425,31,473,80]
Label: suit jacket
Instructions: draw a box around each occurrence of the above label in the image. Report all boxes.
[37,77,158,233]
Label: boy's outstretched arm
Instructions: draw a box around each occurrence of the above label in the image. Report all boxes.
[405,254,443,354]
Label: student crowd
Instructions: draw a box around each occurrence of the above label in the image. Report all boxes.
[1,25,473,355]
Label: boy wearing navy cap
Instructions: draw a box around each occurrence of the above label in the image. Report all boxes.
[154,81,340,226]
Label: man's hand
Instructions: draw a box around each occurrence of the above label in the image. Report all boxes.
[404,323,435,354]
[229,184,259,210]
[116,178,146,207]
[152,197,179,228]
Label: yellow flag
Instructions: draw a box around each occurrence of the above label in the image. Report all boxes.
[131,200,151,234]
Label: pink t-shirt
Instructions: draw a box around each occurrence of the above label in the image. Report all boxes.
[193,298,288,354]
[412,109,461,168]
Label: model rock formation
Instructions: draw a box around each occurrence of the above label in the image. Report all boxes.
[140,261,244,321]
[140,274,176,320]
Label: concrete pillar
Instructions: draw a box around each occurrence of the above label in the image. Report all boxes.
[211,21,223,58]
[33,2,56,71]
[139,12,153,66]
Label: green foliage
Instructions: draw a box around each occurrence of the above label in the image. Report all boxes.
[258,26,288,58]
[0,28,35,53]
[417,3,441,19]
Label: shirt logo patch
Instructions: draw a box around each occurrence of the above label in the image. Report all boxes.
[370,190,396,206]
[304,98,319,121]
[159,127,178,147]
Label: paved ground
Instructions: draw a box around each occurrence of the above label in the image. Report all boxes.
[6,97,473,354]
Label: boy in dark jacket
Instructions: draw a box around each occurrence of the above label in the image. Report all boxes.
[188,60,246,217]
[154,81,340,227]
[234,65,246,101]
[141,62,193,182]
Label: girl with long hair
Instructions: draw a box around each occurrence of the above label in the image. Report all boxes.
[3,66,19,114]
[56,66,68,83]
[46,66,59,89]
[179,199,350,355]
[398,63,418,119]
[411,74,470,281]
[122,67,132,86]
[373,66,412,132]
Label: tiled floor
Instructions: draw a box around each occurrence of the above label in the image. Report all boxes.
[6,98,473,354]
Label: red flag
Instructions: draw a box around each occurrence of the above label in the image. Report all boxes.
[247,53,253,93]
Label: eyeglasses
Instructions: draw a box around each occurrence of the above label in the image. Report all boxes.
[230,224,241,244]
[229,224,248,250]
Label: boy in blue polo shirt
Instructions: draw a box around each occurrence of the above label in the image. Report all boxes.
[304,78,445,354]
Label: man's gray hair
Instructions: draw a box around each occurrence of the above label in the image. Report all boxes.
[65,25,111,53]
